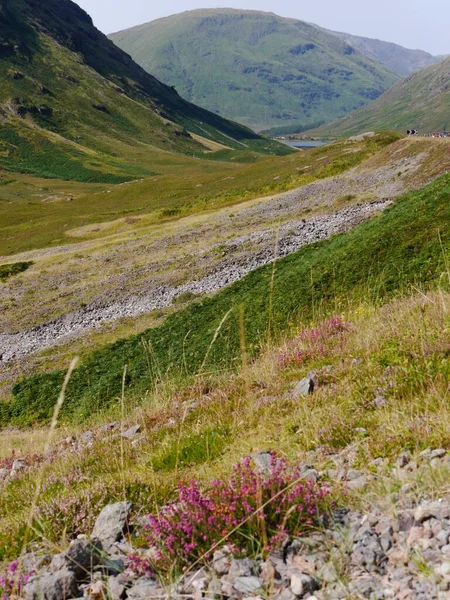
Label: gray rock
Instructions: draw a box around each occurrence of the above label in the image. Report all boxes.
[233,576,262,594]
[275,588,296,600]
[318,564,338,583]
[49,554,67,573]
[350,576,385,599]
[108,574,129,600]
[213,548,232,575]
[228,558,256,578]
[21,553,51,573]
[292,378,315,397]
[0,468,9,480]
[414,503,441,523]
[347,469,364,481]
[121,425,141,440]
[347,475,369,490]
[126,577,162,600]
[92,502,132,551]
[79,431,94,446]
[12,459,27,471]
[290,571,318,597]
[303,468,320,483]
[253,452,275,475]
[23,569,78,600]
[182,568,210,594]
[430,449,447,460]
[64,539,102,580]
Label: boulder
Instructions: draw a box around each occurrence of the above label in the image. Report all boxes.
[23,569,78,600]
[92,502,132,551]
[64,539,102,580]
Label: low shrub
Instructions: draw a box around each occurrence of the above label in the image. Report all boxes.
[130,453,331,573]
[0,561,34,598]
[278,315,351,368]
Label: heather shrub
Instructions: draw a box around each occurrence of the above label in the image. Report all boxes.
[278,315,351,368]
[132,453,330,573]
[0,561,34,599]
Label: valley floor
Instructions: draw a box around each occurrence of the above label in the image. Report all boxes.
[1,136,449,398]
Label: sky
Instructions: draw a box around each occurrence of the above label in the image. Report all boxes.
[74,0,450,55]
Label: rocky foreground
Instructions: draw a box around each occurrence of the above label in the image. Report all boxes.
[7,444,450,600]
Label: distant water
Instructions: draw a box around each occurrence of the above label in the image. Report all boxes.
[282,140,328,149]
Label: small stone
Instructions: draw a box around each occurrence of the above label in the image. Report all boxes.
[23,569,78,600]
[401,483,414,494]
[127,577,162,600]
[318,563,338,583]
[290,572,318,597]
[253,452,276,475]
[396,453,410,468]
[121,425,141,440]
[276,589,296,600]
[92,502,132,551]
[108,574,129,600]
[407,526,428,546]
[79,431,94,446]
[12,459,26,471]
[414,503,440,523]
[347,475,369,490]
[229,558,256,578]
[292,377,314,397]
[430,449,447,459]
[303,469,320,483]
[233,577,262,595]
[182,568,210,594]
[65,539,102,580]
[354,427,368,436]
[86,580,106,599]
[0,468,9,480]
[213,548,232,575]
[436,562,450,576]
[397,511,415,532]
[347,469,364,481]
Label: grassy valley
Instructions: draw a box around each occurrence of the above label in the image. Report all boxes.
[0,0,287,184]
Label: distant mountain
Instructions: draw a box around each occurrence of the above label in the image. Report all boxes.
[325,30,442,76]
[308,56,450,137]
[109,9,399,133]
[0,0,286,183]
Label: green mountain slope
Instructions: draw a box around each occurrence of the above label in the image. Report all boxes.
[325,29,442,77]
[309,56,450,137]
[109,9,399,133]
[0,0,288,183]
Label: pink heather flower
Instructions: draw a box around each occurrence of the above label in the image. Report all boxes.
[134,453,331,573]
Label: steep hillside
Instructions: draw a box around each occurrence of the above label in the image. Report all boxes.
[0,0,287,183]
[326,29,441,76]
[109,9,399,133]
[309,56,450,137]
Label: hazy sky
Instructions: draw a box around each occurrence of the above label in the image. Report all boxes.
[74,0,450,55]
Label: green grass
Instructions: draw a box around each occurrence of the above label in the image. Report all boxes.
[0,262,33,281]
[5,168,450,426]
